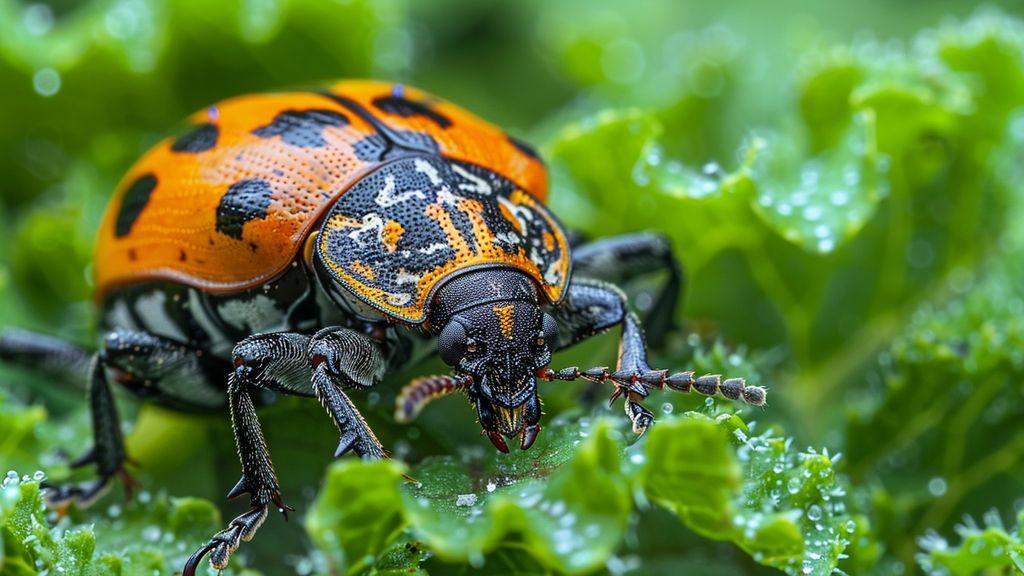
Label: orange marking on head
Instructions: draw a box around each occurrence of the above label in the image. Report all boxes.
[543,231,555,251]
[493,304,515,339]
[382,219,405,253]
[350,260,375,281]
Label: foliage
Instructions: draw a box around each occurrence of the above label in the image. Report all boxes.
[2,1,1024,575]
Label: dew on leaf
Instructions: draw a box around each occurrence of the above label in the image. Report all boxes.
[807,505,823,521]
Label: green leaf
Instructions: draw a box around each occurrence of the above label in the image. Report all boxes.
[0,474,256,576]
[306,459,409,575]
[640,414,740,535]
[641,412,854,575]
[402,417,631,574]
[918,510,1024,575]
[748,110,885,254]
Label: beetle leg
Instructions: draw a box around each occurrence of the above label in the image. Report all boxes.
[570,232,682,346]
[185,332,311,576]
[0,328,92,385]
[544,279,763,435]
[41,354,132,506]
[308,327,388,460]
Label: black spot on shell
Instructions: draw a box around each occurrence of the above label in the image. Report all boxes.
[115,173,158,237]
[508,135,543,163]
[216,179,274,240]
[171,123,219,153]
[372,95,452,128]
[252,109,349,148]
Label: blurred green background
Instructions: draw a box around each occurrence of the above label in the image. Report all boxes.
[3,1,1024,575]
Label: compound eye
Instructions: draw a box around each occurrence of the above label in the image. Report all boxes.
[541,313,559,348]
[438,320,467,366]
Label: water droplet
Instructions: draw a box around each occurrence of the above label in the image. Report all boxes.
[4,470,18,487]
[807,504,823,521]
[773,462,785,474]
[817,238,835,253]
[927,477,947,497]
[787,477,801,494]
[777,203,793,216]
[33,68,61,97]
[802,205,823,221]
[702,162,722,176]
[830,190,849,206]
[845,520,857,533]
[455,493,477,507]
[814,225,830,239]
[486,481,496,493]
[22,3,54,35]
[661,402,674,414]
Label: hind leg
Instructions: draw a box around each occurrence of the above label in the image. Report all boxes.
[0,328,217,505]
[0,328,92,385]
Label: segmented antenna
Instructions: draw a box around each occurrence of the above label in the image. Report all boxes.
[535,366,767,406]
[395,374,472,422]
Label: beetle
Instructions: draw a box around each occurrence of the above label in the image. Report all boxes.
[0,80,765,574]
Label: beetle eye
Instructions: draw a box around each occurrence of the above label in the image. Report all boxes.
[438,320,467,366]
[466,339,479,354]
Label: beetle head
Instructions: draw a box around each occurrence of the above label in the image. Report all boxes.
[437,300,559,452]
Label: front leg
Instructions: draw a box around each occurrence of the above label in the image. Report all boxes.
[184,332,310,576]
[185,327,390,575]
[542,279,765,435]
[309,327,388,460]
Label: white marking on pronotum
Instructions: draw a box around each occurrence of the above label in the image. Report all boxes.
[375,174,426,207]
[384,291,412,306]
[451,164,492,195]
[544,261,562,285]
[530,247,546,268]
[414,158,443,185]
[347,213,384,245]
[395,269,421,285]
[495,232,521,246]
[497,196,534,230]
[436,186,462,206]
[418,242,449,255]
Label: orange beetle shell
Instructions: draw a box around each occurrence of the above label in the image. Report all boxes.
[94,80,551,313]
